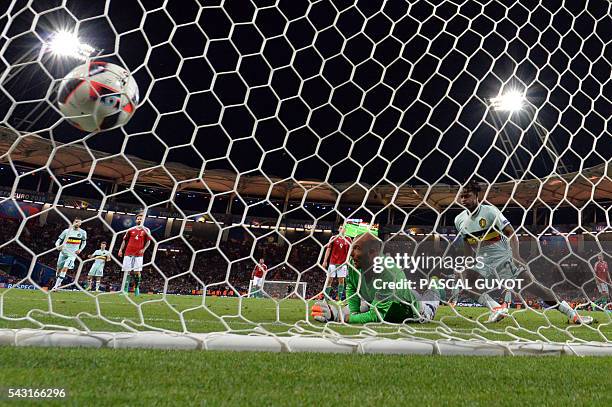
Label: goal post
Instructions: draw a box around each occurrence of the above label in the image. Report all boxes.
[0,0,611,356]
[2,329,612,356]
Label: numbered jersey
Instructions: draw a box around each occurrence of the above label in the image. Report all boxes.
[123,227,151,257]
[92,249,111,266]
[253,264,267,278]
[57,228,87,255]
[328,235,352,265]
[454,204,513,271]
[595,261,609,283]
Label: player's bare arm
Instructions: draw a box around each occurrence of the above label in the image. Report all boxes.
[322,237,333,269]
[55,231,65,251]
[139,239,151,256]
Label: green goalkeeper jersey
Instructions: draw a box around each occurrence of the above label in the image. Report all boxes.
[345,257,420,324]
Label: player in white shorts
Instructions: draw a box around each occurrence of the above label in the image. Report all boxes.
[53,217,87,290]
[251,258,268,298]
[594,254,610,305]
[327,263,348,278]
[87,241,111,292]
[322,225,352,301]
[118,214,151,296]
[454,180,592,325]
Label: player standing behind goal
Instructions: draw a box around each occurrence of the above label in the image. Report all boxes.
[594,254,610,306]
[250,258,267,298]
[322,225,352,301]
[86,241,110,292]
[53,217,87,290]
[118,214,151,296]
[454,180,592,325]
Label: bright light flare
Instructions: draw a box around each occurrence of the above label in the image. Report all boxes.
[48,30,94,60]
[490,90,526,112]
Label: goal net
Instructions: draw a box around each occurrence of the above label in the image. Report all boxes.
[248,280,307,300]
[0,0,610,356]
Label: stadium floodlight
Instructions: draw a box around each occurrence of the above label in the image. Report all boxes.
[490,90,526,112]
[47,30,94,60]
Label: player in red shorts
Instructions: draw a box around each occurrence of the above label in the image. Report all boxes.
[118,214,152,296]
[322,225,352,301]
[594,254,610,305]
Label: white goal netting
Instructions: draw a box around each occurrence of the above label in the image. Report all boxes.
[0,0,610,356]
[249,280,307,299]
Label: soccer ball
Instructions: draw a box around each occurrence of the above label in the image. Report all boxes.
[58,61,139,132]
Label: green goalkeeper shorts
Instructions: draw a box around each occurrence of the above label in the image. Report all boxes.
[381,302,420,323]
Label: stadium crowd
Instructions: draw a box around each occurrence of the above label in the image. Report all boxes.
[0,218,327,297]
[0,217,607,304]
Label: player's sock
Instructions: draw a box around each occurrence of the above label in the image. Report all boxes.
[124,274,131,293]
[478,293,501,310]
[503,290,512,307]
[324,286,333,299]
[449,287,460,303]
[95,279,100,292]
[54,272,66,289]
[134,273,141,296]
[420,300,440,322]
[557,300,577,319]
[337,284,345,301]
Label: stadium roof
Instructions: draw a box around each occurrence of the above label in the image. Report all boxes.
[1,127,610,209]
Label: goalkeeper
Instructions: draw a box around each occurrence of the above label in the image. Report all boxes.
[311,232,441,324]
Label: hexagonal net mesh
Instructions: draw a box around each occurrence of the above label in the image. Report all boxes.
[0,0,610,355]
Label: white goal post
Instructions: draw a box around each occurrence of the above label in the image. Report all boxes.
[0,0,611,356]
[2,329,612,357]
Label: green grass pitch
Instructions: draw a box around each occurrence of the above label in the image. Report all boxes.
[1,289,611,405]
[1,347,611,406]
[1,289,611,342]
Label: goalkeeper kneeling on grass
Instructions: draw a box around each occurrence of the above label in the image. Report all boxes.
[311,232,442,324]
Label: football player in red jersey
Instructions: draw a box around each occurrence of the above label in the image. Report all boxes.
[250,258,268,298]
[322,225,352,301]
[118,214,151,296]
[594,253,610,304]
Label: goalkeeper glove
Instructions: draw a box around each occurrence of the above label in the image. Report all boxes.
[311,300,349,323]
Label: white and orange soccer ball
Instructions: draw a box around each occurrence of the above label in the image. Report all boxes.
[58,61,139,132]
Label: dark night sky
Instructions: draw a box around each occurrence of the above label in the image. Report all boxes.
[0,0,610,190]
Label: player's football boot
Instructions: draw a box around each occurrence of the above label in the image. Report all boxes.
[570,314,593,325]
[486,304,509,323]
